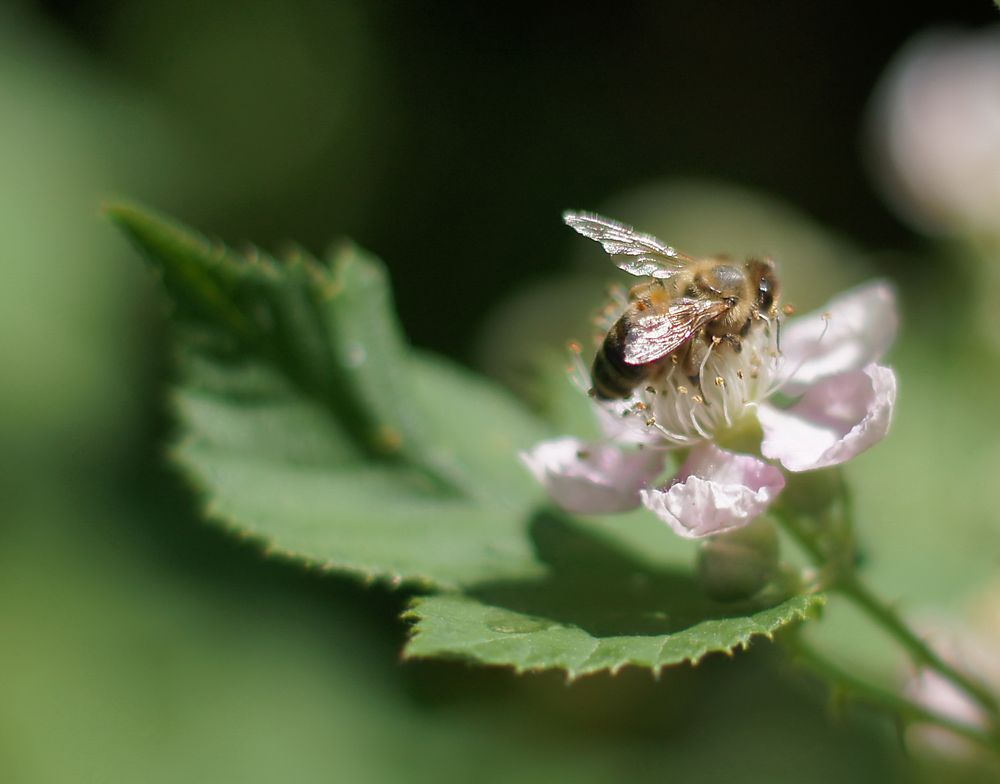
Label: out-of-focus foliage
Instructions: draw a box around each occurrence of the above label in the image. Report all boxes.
[104,0,391,228]
[0,8,166,466]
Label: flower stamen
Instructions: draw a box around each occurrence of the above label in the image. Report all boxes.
[717,374,733,426]
[764,312,832,398]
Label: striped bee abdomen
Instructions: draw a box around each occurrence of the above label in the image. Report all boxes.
[590,324,649,400]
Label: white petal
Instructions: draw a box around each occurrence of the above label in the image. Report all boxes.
[759,364,897,472]
[779,281,898,394]
[520,437,665,515]
[640,444,785,539]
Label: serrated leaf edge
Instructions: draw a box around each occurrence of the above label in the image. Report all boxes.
[401,593,827,681]
[163,434,447,592]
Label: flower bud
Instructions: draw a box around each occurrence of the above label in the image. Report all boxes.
[697,517,780,602]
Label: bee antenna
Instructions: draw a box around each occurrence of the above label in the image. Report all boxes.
[766,313,832,398]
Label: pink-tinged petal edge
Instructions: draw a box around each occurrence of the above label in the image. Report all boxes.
[759,364,897,472]
[520,437,665,515]
[640,444,785,540]
[779,281,898,394]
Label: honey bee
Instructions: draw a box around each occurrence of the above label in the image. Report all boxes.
[564,211,781,400]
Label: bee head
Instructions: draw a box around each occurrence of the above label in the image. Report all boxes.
[705,263,746,298]
[746,258,779,315]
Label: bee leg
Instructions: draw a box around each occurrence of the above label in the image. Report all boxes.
[723,334,742,353]
[683,335,710,402]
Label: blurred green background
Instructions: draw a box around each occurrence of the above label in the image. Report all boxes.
[4,1,1000,781]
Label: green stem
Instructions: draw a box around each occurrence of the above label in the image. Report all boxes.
[838,575,999,718]
[776,510,826,568]
[775,507,1000,726]
[788,635,1000,755]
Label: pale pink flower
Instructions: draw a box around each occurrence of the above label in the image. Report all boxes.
[521,437,664,515]
[639,443,785,540]
[904,583,1000,757]
[520,281,898,538]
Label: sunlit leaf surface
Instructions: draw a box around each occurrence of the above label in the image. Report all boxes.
[111,204,547,589]
[405,515,826,677]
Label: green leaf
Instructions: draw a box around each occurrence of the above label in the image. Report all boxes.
[403,514,825,678]
[109,203,548,588]
[527,349,603,439]
[405,594,823,679]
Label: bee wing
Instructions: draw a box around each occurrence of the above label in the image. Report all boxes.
[622,298,730,365]
[563,211,696,278]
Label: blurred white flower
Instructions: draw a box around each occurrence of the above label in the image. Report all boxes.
[905,582,1000,757]
[870,26,1000,236]
[521,282,898,538]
